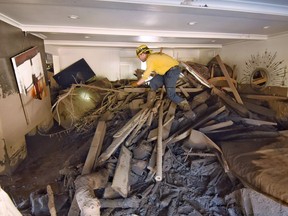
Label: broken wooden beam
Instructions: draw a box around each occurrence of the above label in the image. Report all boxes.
[97,108,148,165]
[85,121,107,172]
[68,121,107,216]
[193,105,227,129]
[199,120,234,132]
[190,90,211,109]
[111,145,132,198]
[215,55,244,104]
[243,100,276,119]
[212,87,249,118]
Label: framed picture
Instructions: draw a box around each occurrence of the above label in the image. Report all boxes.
[11,46,47,99]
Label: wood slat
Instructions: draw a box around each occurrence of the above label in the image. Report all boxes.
[215,55,243,104]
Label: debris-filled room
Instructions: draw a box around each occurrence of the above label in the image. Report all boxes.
[1,1,288,216]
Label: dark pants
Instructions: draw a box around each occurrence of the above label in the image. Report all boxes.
[149,66,184,104]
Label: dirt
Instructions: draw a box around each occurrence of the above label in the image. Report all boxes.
[0,123,90,214]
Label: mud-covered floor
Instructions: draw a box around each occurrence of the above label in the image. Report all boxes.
[1,123,288,216]
[0,120,245,216]
[0,124,92,215]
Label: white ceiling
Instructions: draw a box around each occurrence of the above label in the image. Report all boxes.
[1,0,288,49]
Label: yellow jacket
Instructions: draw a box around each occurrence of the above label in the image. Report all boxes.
[142,53,179,80]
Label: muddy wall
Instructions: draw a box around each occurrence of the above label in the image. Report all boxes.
[0,20,52,174]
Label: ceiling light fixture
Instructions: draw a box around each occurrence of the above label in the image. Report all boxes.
[188,21,197,25]
[211,40,216,43]
[84,36,90,39]
[138,35,159,42]
[68,15,79,19]
[263,26,270,29]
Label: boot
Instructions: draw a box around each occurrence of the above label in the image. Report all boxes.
[178,100,191,112]
[178,100,196,119]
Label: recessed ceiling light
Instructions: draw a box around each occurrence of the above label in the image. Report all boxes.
[188,22,197,25]
[211,40,216,43]
[138,36,159,42]
[84,36,90,39]
[263,26,270,29]
[68,15,79,19]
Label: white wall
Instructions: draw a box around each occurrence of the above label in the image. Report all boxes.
[219,34,288,87]
[44,45,211,81]
[45,34,288,87]
[58,47,121,81]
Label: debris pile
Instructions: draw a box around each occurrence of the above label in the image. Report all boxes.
[8,55,288,215]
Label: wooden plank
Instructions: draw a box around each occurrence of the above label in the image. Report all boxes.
[252,77,267,85]
[85,121,106,173]
[193,103,208,117]
[208,76,237,87]
[147,102,176,142]
[212,87,249,117]
[182,71,202,88]
[179,86,190,98]
[241,118,277,126]
[215,55,244,104]
[190,90,211,109]
[192,105,227,129]
[240,94,288,101]
[163,106,226,149]
[199,120,234,132]
[163,102,177,140]
[243,100,276,118]
[113,108,148,138]
[111,145,132,198]
[68,121,106,216]
[97,108,148,165]
[237,84,288,97]
[125,110,150,146]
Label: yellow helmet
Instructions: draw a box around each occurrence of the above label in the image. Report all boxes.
[136,44,152,56]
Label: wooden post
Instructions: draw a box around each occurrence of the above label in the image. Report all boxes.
[155,100,164,182]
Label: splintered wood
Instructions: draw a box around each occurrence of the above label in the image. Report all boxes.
[59,56,288,216]
[111,146,132,197]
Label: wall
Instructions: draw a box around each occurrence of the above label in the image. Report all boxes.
[219,34,288,87]
[44,45,206,81]
[0,21,53,174]
[46,35,288,86]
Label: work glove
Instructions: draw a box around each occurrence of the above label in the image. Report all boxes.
[130,81,138,87]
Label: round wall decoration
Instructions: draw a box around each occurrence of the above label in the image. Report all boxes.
[240,50,287,90]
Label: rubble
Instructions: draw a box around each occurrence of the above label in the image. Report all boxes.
[3,55,288,215]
